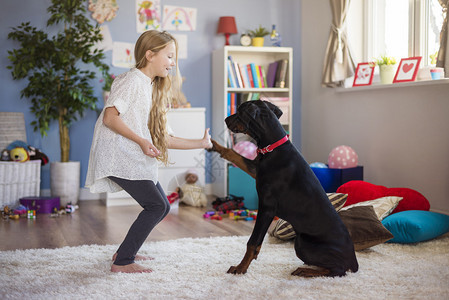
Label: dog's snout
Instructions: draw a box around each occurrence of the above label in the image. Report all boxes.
[225,114,239,132]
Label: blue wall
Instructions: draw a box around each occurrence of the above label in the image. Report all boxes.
[0,0,301,190]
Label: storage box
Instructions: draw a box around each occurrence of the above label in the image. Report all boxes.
[311,166,363,193]
[0,160,41,208]
[20,196,60,214]
[228,165,258,210]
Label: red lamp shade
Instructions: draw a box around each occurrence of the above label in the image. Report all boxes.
[217,16,237,45]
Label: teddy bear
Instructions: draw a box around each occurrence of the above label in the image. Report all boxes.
[178,169,207,207]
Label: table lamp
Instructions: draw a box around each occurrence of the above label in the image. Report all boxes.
[217,16,237,46]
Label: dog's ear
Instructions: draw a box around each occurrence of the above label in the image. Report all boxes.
[262,101,283,119]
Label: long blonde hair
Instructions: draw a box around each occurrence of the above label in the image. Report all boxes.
[134,30,180,165]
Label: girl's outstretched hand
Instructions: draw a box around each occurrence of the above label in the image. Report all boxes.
[202,128,213,149]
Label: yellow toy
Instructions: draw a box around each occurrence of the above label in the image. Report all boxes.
[10,147,29,162]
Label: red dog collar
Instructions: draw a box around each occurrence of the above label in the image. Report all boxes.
[257,135,289,154]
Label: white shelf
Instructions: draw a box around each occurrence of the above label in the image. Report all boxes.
[211,46,293,197]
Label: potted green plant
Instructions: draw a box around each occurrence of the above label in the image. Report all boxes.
[100,69,116,103]
[7,0,109,205]
[372,55,397,84]
[249,25,270,47]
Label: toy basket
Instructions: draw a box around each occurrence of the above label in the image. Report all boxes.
[0,160,41,208]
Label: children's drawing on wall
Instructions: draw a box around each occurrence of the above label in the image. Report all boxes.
[172,34,187,59]
[136,0,161,32]
[112,42,135,68]
[93,25,113,52]
[89,0,119,24]
[162,5,197,31]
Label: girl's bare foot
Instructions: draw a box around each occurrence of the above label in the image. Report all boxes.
[111,263,152,273]
[112,253,154,262]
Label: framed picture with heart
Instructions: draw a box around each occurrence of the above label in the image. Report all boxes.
[353,62,375,87]
[393,57,422,83]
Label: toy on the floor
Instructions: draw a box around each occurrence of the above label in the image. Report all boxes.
[178,169,207,207]
[203,209,258,221]
[328,145,358,169]
[212,195,245,211]
[167,187,181,204]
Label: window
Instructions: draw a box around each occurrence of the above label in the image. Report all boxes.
[348,0,445,66]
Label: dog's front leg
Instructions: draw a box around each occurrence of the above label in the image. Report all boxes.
[210,139,257,178]
[227,211,274,274]
[227,244,261,274]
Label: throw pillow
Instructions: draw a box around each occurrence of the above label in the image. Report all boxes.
[339,206,394,251]
[336,180,430,213]
[269,193,347,241]
[340,196,403,220]
[382,210,449,244]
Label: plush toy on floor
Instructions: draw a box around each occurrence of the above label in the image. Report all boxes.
[179,169,207,207]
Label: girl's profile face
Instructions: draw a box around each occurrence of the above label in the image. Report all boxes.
[150,41,176,78]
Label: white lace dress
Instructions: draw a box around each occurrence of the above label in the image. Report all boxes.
[85,68,158,193]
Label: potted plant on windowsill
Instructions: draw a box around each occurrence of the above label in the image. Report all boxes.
[249,25,270,47]
[7,0,109,205]
[372,56,397,84]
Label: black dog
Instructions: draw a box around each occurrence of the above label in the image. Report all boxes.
[210,100,358,277]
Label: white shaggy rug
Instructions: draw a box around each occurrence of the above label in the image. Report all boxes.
[1,234,448,300]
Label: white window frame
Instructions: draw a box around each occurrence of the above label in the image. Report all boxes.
[362,0,437,66]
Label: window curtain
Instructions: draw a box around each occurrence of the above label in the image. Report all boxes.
[436,0,448,77]
[321,0,356,88]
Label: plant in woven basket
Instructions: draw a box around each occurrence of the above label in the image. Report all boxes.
[7,0,109,162]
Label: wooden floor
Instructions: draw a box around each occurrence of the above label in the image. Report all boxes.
[0,199,256,251]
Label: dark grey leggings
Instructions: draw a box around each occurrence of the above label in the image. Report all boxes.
[109,176,170,265]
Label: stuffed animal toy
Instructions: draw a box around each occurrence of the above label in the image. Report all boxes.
[6,140,49,165]
[28,145,49,165]
[10,147,29,162]
[179,169,207,207]
[1,149,10,161]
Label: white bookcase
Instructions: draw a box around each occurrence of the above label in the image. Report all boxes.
[103,107,206,206]
[211,46,293,197]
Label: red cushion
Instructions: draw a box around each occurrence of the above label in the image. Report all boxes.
[336,180,430,214]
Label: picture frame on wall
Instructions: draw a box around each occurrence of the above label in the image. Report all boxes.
[352,63,375,87]
[393,57,422,83]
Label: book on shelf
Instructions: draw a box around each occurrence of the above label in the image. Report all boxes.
[227,56,240,88]
[260,65,268,88]
[275,59,288,88]
[246,64,255,88]
[266,61,278,88]
[249,63,259,88]
[234,62,244,88]
[238,64,250,88]
[227,59,236,88]
[256,65,264,88]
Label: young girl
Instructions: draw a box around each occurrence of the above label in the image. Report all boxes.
[85,30,212,274]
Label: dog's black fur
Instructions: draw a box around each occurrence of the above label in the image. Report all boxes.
[210,100,358,277]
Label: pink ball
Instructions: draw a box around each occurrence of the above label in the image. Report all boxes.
[328,145,358,169]
[233,141,258,160]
